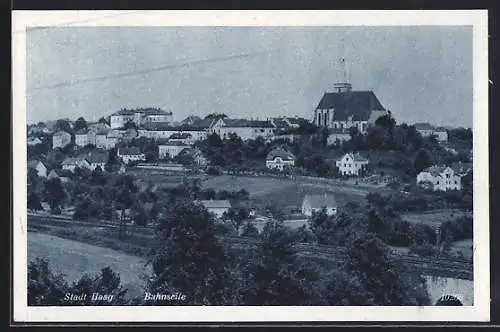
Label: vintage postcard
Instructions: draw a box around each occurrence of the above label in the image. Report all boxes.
[12,10,489,323]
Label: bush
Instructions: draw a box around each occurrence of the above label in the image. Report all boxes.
[409,242,438,257]
[207,167,221,176]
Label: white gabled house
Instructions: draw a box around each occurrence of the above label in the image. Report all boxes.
[301,194,338,217]
[158,141,191,159]
[265,147,295,171]
[335,153,369,176]
[416,165,467,191]
[117,147,146,164]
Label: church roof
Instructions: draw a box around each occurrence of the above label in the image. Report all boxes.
[316,91,385,121]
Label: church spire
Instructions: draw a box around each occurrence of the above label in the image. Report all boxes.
[333,36,352,93]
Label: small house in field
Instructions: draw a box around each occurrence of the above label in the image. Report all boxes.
[301,193,338,217]
[335,152,369,176]
[28,159,48,177]
[265,147,295,171]
[198,200,232,218]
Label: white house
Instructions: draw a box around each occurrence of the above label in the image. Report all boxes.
[335,153,369,176]
[61,156,91,172]
[117,147,146,164]
[416,165,463,191]
[212,118,276,141]
[265,147,295,171]
[28,160,48,177]
[74,130,89,147]
[158,142,191,159]
[52,131,71,149]
[198,200,232,218]
[301,194,338,217]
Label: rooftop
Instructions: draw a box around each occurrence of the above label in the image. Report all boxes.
[221,118,275,128]
[303,194,337,209]
[266,147,295,161]
[316,91,386,121]
[118,147,143,155]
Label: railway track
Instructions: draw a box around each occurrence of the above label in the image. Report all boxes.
[27,214,473,280]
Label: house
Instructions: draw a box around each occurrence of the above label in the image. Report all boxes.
[335,153,369,176]
[47,169,72,183]
[301,194,338,217]
[61,156,91,172]
[416,165,463,191]
[168,132,194,145]
[212,118,276,140]
[52,131,71,149]
[266,147,295,171]
[28,160,48,177]
[94,128,111,149]
[110,108,173,129]
[85,150,109,171]
[105,130,121,149]
[138,122,179,140]
[327,128,352,146]
[198,200,232,218]
[27,137,43,146]
[117,147,146,164]
[313,77,389,135]
[414,123,448,142]
[74,129,89,147]
[158,142,191,159]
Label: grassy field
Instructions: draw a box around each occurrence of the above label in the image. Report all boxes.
[202,175,370,211]
[401,209,473,227]
[28,232,149,299]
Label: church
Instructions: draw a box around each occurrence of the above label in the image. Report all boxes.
[313,59,389,136]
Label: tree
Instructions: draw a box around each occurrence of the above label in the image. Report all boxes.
[74,117,88,132]
[123,120,138,130]
[27,192,43,211]
[147,201,230,305]
[223,207,250,232]
[54,119,72,133]
[241,221,259,238]
[308,209,337,245]
[68,267,128,305]
[242,220,322,305]
[28,258,69,306]
[413,148,434,174]
[325,233,430,305]
[98,117,109,125]
[43,178,66,212]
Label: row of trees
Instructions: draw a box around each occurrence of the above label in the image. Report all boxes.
[29,200,431,306]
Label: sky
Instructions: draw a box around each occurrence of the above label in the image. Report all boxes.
[26,26,473,128]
